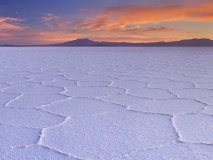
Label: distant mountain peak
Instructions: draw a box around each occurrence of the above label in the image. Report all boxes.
[81,38,92,41]
[181,38,211,41]
[72,38,94,42]
[60,38,95,46]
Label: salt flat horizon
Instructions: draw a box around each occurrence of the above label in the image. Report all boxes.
[0,47,213,160]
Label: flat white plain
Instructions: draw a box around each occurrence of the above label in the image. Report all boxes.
[0,47,213,160]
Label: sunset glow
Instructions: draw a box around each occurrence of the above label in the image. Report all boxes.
[0,0,213,45]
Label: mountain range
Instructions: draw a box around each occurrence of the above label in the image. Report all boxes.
[52,38,213,47]
[1,38,213,47]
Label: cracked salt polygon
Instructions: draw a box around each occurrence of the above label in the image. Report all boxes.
[0,92,18,106]
[145,71,173,79]
[173,113,213,144]
[63,86,124,98]
[41,110,177,160]
[29,75,61,83]
[43,79,76,87]
[7,71,41,77]
[127,88,176,99]
[110,80,147,89]
[195,82,213,89]
[142,78,173,83]
[170,88,213,99]
[7,81,42,87]
[2,85,64,94]
[43,97,123,116]
[71,75,115,81]
[169,74,213,83]
[6,94,67,108]
[116,143,213,160]
[128,99,205,115]
[148,81,194,89]
[112,74,149,81]
[203,105,213,115]
[32,69,62,76]
[0,75,27,83]
[0,107,65,128]
[197,97,213,105]
[78,81,111,87]
[0,146,75,160]
[0,124,40,147]
[182,70,207,78]
[100,94,149,107]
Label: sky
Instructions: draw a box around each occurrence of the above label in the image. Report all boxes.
[0,0,213,45]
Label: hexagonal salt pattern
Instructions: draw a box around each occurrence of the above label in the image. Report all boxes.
[0,47,213,160]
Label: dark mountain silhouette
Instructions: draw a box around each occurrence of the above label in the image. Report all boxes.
[0,44,15,47]
[147,38,213,47]
[54,38,127,46]
[1,38,213,47]
[52,38,213,47]
[59,38,96,46]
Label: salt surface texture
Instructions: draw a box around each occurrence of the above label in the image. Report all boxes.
[0,47,213,160]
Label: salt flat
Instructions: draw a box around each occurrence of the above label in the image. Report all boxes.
[0,47,213,160]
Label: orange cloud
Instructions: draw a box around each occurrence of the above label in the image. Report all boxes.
[70,2,213,34]
[37,31,78,43]
[102,2,213,24]
[0,17,30,44]
[53,2,211,42]
[0,17,25,32]
[35,2,213,43]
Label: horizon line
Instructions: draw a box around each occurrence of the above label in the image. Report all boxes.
[1,38,213,46]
